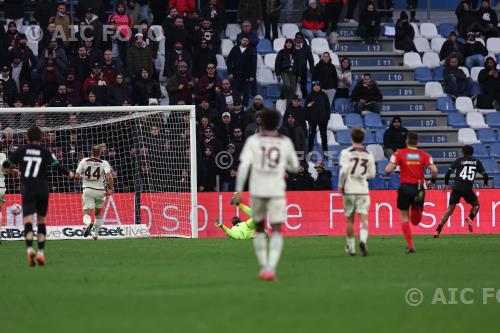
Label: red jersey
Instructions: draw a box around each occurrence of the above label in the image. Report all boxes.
[390,147,433,185]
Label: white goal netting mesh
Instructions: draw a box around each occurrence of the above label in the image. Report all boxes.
[0,107,197,238]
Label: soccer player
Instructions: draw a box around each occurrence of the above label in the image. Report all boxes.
[76,145,114,240]
[385,132,438,254]
[338,128,376,256]
[434,145,489,238]
[215,192,256,240]
[235,109,299,281]
[2,126,74,266]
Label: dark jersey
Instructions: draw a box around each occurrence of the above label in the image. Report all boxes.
[445,157,487,189]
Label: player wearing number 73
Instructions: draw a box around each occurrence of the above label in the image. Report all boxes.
[75,145,114,241]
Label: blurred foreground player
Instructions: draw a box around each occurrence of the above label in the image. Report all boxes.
[236,109,299,281]
[338,128,376,256]
[3,126,74,266]
[215,192,256,240]
[434,145,489,238]
[385,132,438,254]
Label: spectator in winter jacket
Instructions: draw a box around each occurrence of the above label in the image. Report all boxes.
[443,55,472,98]
[54,3,71,48]
[236,21,260,49]
[127,33,155,79]
[36,44,69,103]
[351,73,383,114]
[245,95,271,122]
[102,50,122,85]
[19,81,37,107]
[456,1,481,37]
[383,116,408,158]
[476,0,498,39]
[48,84,72,107]
[126,0,143,25]
[230,100,251,130]
[34,0,58,33]
[170,0,196,17]
[244,111,263,138]
[321,0,345,34]
[134,68,161,105]
[279,114,305,152]
[192,40,218,80]
[3,21,20,52]
[314,162,332,190]
[70,46,91,82]
[164,40,192,77]
[194,63,222,105]
[306,81,331,155]
[395,12,417,52]
[199,146,218,192]
[477,56,500,109]
[195,17,221,53]
[312,52,338,106]
[357,1,381,43]
[216,112,235,145]
[201,125,223,153]
[196,99,218,124]
[461,32,488,68]
[336,57,352,99]
[294,32,315,98]
[237,0,263,30]
[263,0,284,41]
[301,0,327,41]
[275,39,299,103]
[83,62,108,103]
[83,7,104,48]
[201,0,227,34]
[227,36,257,107]
[8,49,34,91]
[166,61,194,104]
[216,79,241,114]
[287,161,314,191]
[284,95,308,134]
[164,17,193,54]
[109,2,134,64]
[439,31,464,65]
[64,70,83,106]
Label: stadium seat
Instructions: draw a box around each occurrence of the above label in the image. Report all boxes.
[256,68,276,85]
[257,54,265,68]
[345,113,363,128]
[273,38,286,52]
[364,113,385,129]
[455,97,475,114]
[437,96,457,112]
[420,23,439,38]
[275,99,287,115]
[414,67,433,82]
[374,129,385,143]
[471,82,484,98]
[264,53,277,71]
[466,112,488,129]
[225,24,241,41]
[431,37,446,52]
[422,52,441,68]
[150,25,165,56]
[327,114,348,131]
[336,130,352,145]
[459,66,470,77]
[364,131,376,144]
[328,146,343,161]
[490,143,500,158]
[425,82,446,97]
[481,159,499,174]
[216,54,227,69]
[330,52,340,66]
[334,98,352,114]
[472,143,489,158]
[414,37,431,52]
[265,83,281,98]
[367,144,387,162]
[438,23,455,38]
[411,23,421,37]
[257,38,274,54]
[388,174,400,190]
[458,128,480,144]
[376,160,389,175]
[485,113,500,128]
[477,128,497,143]
[316,130,337,146]
[311,38,330,55]
[403,52,423,68]
[470,67,482,82]
[486,37,500,54]
[448,113,467,128]
[281,23,299,39]
[221,39,234,57]
[369,177,387,190]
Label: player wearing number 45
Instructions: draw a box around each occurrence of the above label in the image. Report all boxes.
[75,145,114,241]
[434,145,489,238]
[2,126,74,266]
[338,128,376,256]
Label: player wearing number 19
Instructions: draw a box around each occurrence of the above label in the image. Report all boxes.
[76,145,114,240]
[434,145,489,238]
[2,126,74,266]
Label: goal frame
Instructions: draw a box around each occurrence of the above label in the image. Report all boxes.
[4,105,199,238]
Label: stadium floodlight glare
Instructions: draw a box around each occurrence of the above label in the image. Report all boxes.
[0,106,198,238]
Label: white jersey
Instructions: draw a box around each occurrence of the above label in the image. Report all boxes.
[0,153,6,188]
[236,133,299,198]
[76,157,112,190]
[338,146,376,195]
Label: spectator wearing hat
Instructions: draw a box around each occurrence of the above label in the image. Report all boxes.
[108,74,132,106]
[48,83,72,107]
[34,0,58,33]
[3,21,20,52]
[312,51,338,107]
[244,111,263,138]
[246,95,271,122]
[227,36,257,107]
[306,81,331,156]
[351,73,383,114]
[301,0,326,42]
[294,32,315,98]
[64,69,83,106]
[194,62,221,105]
[284,95,308,135]
[280,114,305,152]
[287,161,314,191]
[275,38,299,103]
[134,68,161,105]
[83,7,104,48]
[215,79,241,115]
[165,40,192,78]
[314,162,332,190]
[230,100,250,130]
[237,0,263,31]
[201,0,227,34]
[109,2,134,64]
[383,116,408,158]
[166,61,194,104]
[461,32,488,68]
[127,33,155,79]
[83,62,108,103]
[76,0,106,22]
[53,2,71,48]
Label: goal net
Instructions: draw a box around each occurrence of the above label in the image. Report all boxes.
[0,106,198,238]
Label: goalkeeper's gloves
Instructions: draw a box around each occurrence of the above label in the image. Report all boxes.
[230,192,240,206]
[215,218,223,228]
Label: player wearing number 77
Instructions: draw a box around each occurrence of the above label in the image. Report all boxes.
[434,145,489,238]
[75,145,114,241]
[2,126,74,266]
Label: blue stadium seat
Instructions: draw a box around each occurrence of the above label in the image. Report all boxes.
[369,177,387,190]
[471,82,482,96]
[336,130,352,145]
[490,143,500,158]
[414,67,433,82]
[218,69,229,79]
[377,160,389,175]
[447,113,467,128]
[334,98,352,114]
[331,175,339,190]
[328,145,343,161]
[485,113,500,128]
[374,129,385,144]
[432,66,444,81]
[388,174,400,190]
[364,113,385,129]
[437,96,457,112]
[482,159,499,174]
[477,128,497,143]
[472,143,489,158]
[364,131,376,144]
[345,113,363,128]
[383,23,395,37]
[494,176,500,188]
[265,83,281,98]
[438,23,455,38]
[257,39,274,54]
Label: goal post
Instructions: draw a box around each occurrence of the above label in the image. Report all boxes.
[0,105,198,238]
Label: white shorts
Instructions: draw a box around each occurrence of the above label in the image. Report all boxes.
[0,188,5,204]
[250,197,286,224]
[343,194,370,217]
[82,188,106,210]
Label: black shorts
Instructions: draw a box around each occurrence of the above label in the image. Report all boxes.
[397,183,425,210]
[449,187,478,205]
[22,190,50,217]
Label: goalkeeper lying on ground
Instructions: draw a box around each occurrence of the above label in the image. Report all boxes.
[215,193,256,240]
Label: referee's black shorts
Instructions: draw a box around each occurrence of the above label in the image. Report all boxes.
[397,183,424,210]
[22,189,50,217]
[449,186,478,205]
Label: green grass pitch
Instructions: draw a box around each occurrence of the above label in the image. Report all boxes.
[1,235,499,333]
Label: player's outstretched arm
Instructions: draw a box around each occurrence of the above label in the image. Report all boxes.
[443,167,455,191]
[427,164,438,189]
[2,167,20,179]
